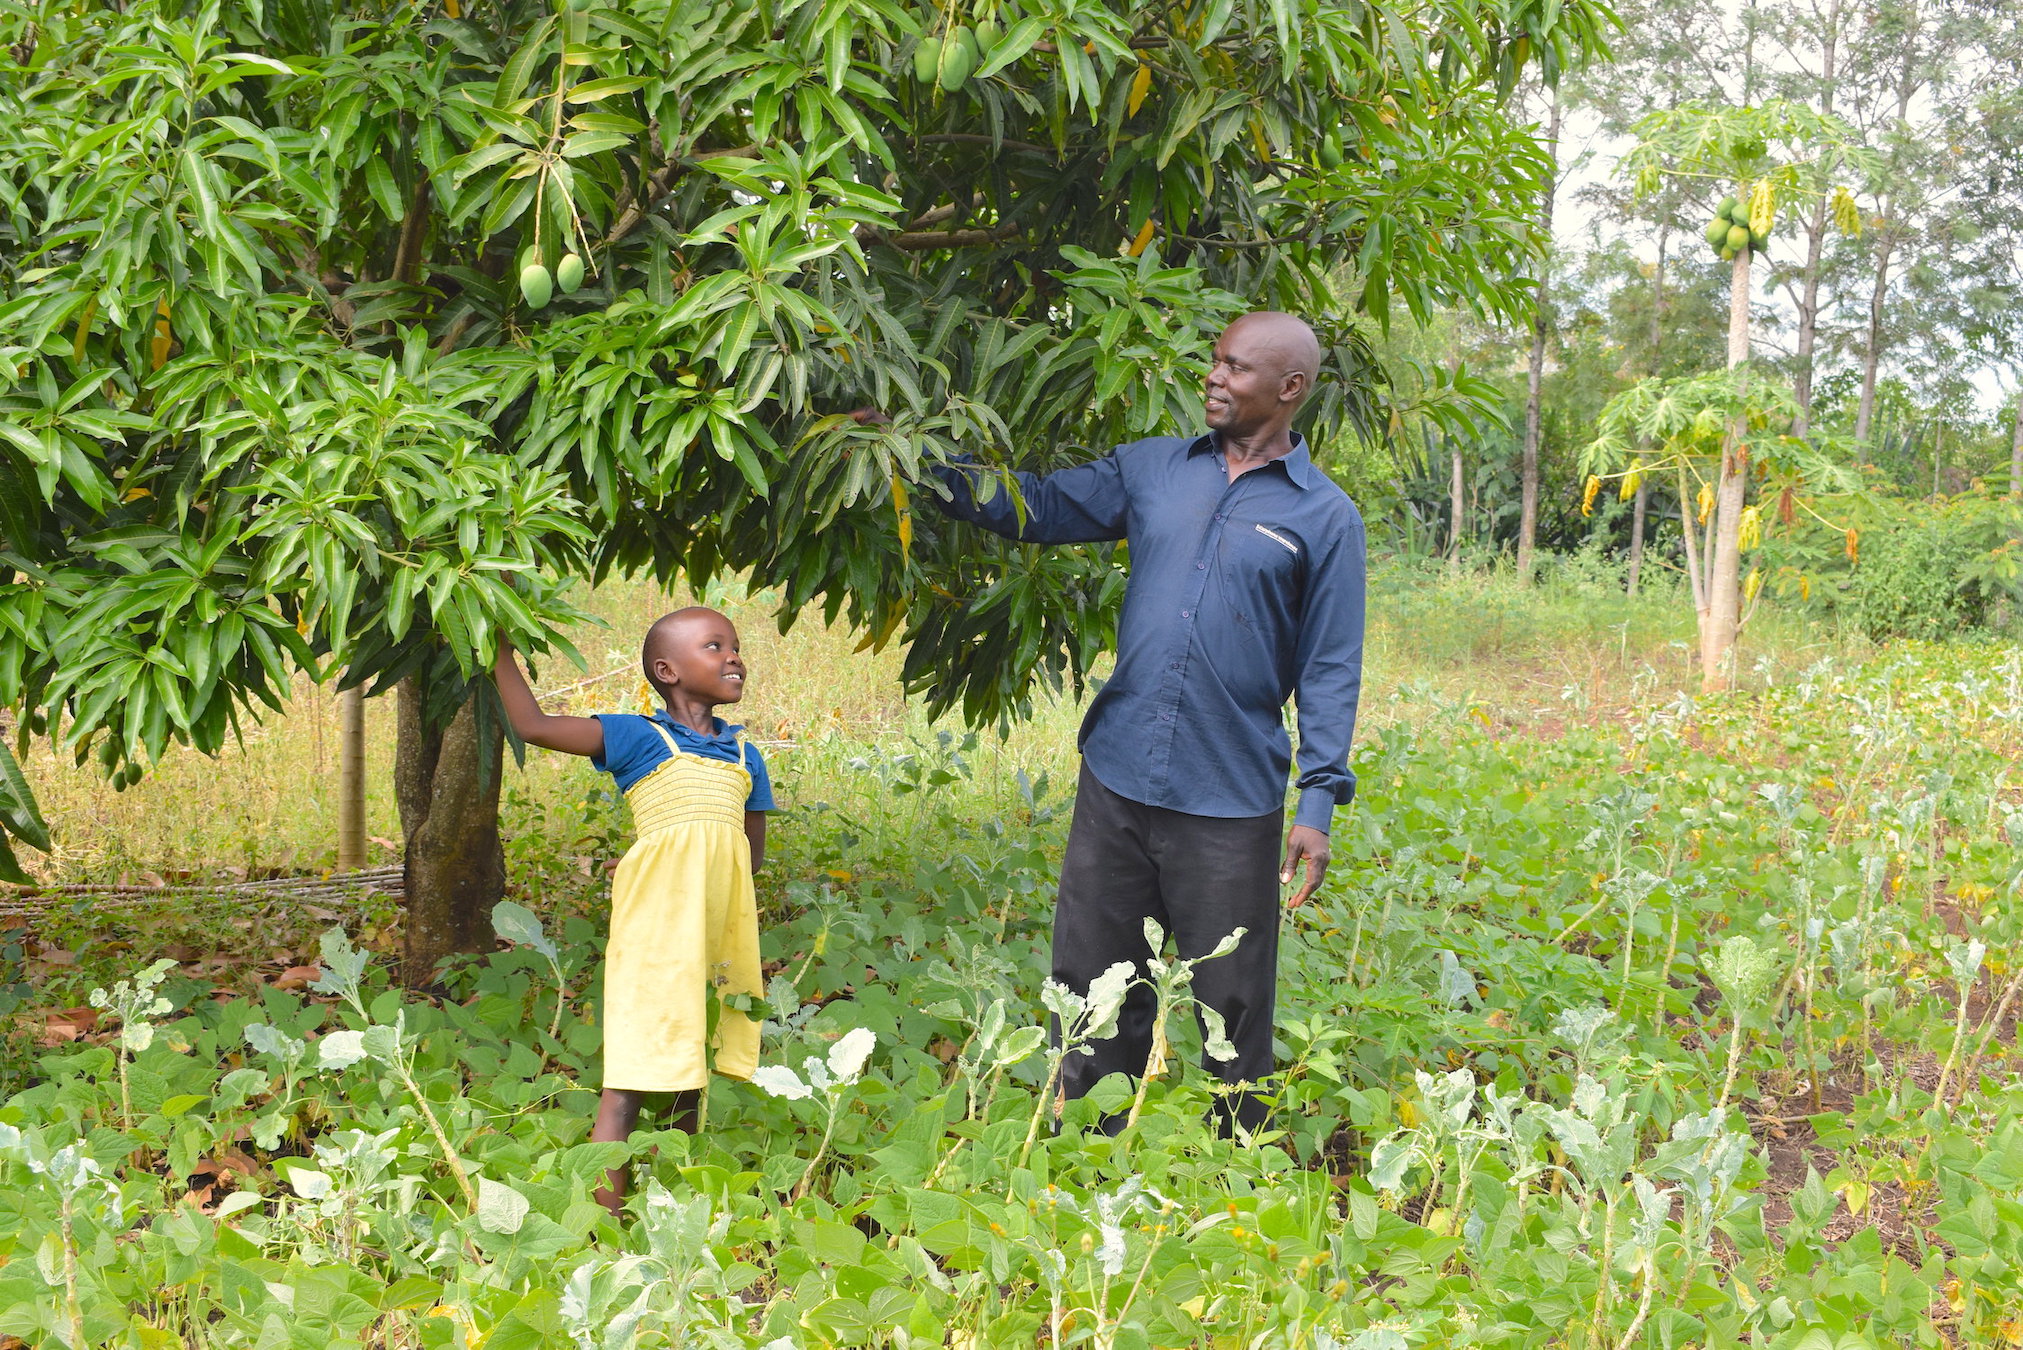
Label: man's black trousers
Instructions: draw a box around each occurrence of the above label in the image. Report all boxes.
[1053,760,1282,1132]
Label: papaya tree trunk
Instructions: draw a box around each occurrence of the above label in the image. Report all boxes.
[1700,246,1752,693]
[396,675,504,987]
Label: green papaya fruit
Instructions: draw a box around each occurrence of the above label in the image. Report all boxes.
[1705,217,1730,248]
[938,25,976,90]
[520,262,553,310]
[1717,196,1741,223]
[1719,244,1736,261]
[1749,229,1769,253]
[556,253,585,293]
[914,35,942,84]
[1726,224,1751,252]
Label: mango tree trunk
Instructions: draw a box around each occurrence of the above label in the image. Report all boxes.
[395,674,504,987]
[1699,246,1752,693]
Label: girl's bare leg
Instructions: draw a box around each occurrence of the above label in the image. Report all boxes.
[591,1087,702,1217]
[592,1088,644,1216]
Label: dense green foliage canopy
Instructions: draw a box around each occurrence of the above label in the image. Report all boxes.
[0,0,1613,874]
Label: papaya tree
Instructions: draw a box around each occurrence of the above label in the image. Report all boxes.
[1579,369,1861,636]
[0,0,1614,978]
[1618,101,1871,689]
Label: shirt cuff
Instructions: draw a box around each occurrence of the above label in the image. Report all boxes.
[1293,788,1340,834]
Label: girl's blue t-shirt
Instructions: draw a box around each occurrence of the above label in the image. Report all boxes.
[591,712,776,810]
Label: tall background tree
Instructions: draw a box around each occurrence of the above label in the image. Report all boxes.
[0,0,1613,978]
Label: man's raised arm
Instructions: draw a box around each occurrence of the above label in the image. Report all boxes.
[931,450,1130,544]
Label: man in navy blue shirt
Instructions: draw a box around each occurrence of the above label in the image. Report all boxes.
[931,310,1366,1132]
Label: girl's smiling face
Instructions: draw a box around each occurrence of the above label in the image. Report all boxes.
[647,609,748,704]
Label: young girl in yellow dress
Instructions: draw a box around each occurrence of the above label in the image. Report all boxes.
[494,606,774,1215]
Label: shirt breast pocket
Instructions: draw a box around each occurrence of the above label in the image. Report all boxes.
[1219,521,1306,616]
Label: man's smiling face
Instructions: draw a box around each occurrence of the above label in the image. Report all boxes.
[1202,315,1308,438]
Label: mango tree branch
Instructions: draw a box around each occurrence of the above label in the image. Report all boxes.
[603,144,759,247]
[915,132,1059,158]
[877,222,1024,250]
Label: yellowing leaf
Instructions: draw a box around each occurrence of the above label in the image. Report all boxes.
[1697,482,1715,525]
[1127,63,1152,116]
[73,296,97,365]
[1581,474,1601,517]
[1125,217,1155,257]
[891,472,912,556]
[1737,504,1762,550]
[1747,179,1775,235]
[150,298,173,371]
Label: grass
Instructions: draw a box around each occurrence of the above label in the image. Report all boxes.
[14,560,1870,884]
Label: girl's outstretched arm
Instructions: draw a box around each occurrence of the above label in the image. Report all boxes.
[495,644,605,758]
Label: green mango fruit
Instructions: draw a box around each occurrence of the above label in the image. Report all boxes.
[914,35,942,85]
[974,18,1000,54]
[938,25,977,90]
[555,253,585,294]
[519,262,554,310]
[1320,133,1345,169]
[1726,224,1751,253]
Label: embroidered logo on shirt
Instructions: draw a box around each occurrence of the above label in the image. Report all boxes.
[1255,524,1300,555]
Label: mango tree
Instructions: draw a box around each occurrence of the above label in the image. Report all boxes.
[0,0,1614,979]
[1618,101,1870,689]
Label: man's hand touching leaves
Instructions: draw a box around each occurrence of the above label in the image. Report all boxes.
[1280,824,1330,908]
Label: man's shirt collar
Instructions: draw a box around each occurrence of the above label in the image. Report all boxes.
[1188,430,1317,490]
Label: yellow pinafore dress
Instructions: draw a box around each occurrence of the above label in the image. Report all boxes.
[602,721,762,1091]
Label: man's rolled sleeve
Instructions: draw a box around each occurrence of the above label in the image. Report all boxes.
[1289,518,1367,833]
[930,453,1128,544]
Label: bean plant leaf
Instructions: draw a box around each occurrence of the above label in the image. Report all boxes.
[826,1027,876,1085]
[993,1024,1047,1068]
[283,1164,332,1200]
[318,1030,368,1071]
[1704,935,1781,1010]
[751,1065,811,1100]
[491,900,558,961]
[476,1177,530,1234]
[311,927,370,1003]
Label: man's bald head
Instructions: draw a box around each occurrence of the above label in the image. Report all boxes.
[1204,312,1323,441]
[1223,311,1322,394]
